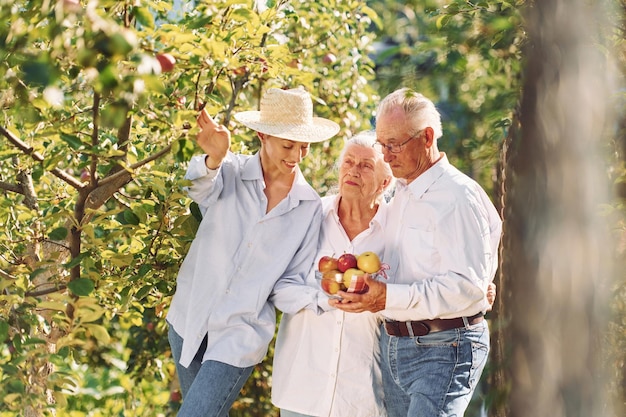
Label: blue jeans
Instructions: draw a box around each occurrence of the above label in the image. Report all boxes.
[168,326,255,417]
[380,320,489,417]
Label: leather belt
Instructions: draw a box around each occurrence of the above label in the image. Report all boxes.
[384,312,484,337]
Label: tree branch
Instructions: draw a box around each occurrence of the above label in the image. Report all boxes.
[97,142,173,187]
[0,267,15,280]
[0,180,22,194]
[25,284,67,298]
[0,125,84,190]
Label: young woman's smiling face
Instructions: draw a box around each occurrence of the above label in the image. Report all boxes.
[261,134,310,175]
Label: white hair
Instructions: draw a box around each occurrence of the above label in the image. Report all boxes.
[376,88,443,140]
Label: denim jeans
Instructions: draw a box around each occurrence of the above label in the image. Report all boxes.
[380,319,489,417]
[168,326,255,417]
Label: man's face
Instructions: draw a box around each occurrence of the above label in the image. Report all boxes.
[375,107,429,183]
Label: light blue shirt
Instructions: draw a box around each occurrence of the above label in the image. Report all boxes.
[167,152,323,368]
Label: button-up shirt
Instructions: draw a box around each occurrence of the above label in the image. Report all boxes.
[167,152,323,368]
[272,195,387,417]
[383,154,502,321]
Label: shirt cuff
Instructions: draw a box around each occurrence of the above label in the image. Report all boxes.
[385,283,412,311]
[187,155,220,180]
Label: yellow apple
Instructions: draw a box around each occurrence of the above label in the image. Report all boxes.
[357,251,381,273]
[343,267,365,288]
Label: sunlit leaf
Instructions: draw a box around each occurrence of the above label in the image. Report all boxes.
[84,323,111,344]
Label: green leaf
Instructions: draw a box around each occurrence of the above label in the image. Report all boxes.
[123,209,141,225]
[0,321,8,342]
[190,201,203,222]
[135,285,152,300]
[133,7,155,29]
[65,252,89,269]
[22,60,55,87]
[84,324,111,344]
[48,227,68,241]
[59,134,83,150]
[67,278,95,296]
[137,263,152,277]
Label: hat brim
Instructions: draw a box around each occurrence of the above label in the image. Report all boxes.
[234,111,340,143]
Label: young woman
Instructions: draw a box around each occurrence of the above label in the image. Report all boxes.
[167,87,340,417]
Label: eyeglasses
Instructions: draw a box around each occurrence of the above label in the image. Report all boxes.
[374,130,424,154]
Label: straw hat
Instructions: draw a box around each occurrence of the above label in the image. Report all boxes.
[233,87,340,143]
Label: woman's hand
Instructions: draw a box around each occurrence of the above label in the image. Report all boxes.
[486,282,496,311]
[196,109,230,169]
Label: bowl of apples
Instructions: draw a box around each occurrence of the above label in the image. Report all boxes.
[315,251,385,298]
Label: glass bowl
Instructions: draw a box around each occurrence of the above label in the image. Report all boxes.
[315,270,373,298]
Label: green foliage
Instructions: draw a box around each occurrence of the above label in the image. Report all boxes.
[2,0,622,416]
[0,0,378,415]
[368,0,525,194]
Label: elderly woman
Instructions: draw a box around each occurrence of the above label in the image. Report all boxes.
[272,131,393,417]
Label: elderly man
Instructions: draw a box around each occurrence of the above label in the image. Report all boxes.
[331,88,502,417]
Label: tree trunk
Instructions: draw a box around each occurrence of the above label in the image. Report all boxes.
[502,1,618,417]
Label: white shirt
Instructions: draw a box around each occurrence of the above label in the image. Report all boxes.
[383,154,502,321]
[272,195,387,417]
[166,152,324,368]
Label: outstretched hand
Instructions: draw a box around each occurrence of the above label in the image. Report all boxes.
[328,274,387,313]
[196,109,230,169]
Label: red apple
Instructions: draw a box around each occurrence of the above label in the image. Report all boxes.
[322,53,337,65]
[170,390,182,403]
[357,251,381,273]
[156,53,176,73]
[318,255,338,272]
[321,269,343,294]
[233,65,249,76]
[337,253,357,272]
[79,169,90,182]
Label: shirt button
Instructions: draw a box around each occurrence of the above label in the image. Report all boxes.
[225,289,230,294]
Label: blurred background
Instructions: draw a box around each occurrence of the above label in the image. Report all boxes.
[0,1,624,416]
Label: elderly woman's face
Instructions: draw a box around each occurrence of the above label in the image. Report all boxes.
[338,144,386,202]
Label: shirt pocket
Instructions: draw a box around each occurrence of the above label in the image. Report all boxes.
[403,222,439,273]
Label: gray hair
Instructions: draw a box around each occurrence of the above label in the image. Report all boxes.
[376,88,443,140]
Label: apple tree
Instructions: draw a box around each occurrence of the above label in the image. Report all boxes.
[0,0,379,415]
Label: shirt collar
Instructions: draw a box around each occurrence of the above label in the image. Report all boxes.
[404,153,449,199]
